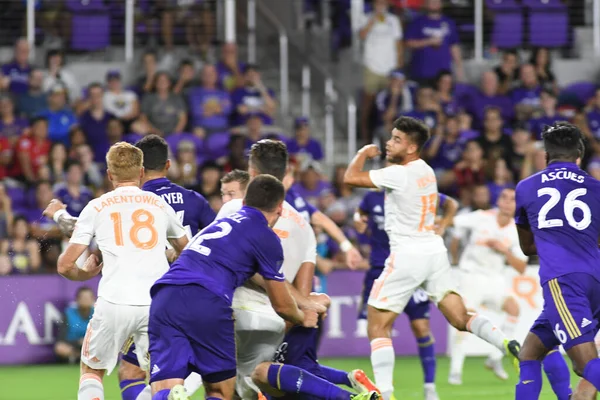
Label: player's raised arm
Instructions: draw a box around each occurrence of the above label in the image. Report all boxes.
[343,144,381,188]
[43,199,78,237]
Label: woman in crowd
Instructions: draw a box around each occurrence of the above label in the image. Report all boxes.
[0,216,41,275]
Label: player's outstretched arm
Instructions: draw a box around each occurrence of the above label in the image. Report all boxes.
[516,224,537,256]
[58,244,102,281]
[43,199,78,237]
[343,144,380,189]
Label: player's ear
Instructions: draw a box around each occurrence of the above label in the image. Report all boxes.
[165,159,171,171]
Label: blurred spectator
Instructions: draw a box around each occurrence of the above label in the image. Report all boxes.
[510,64,542,121]
[527,90,562,140]
[54,287,95,364]
[173,60,199,95]
[405,0,464,84]
[508,125,534,180]
[159,1,214,61]
[37,84,77,146]
[43,49,81,104]
[48,142,68,184]
[79,83,115,163]
[173,140,199,187]
[220,134,249,173]
[486,158,514,205]
[187,64,232,136]
[375,69,413,131]
[425,115,466,178]
[465,71,513,129]
[195,162,222,198]
[231,65,277,126]
[331,164,362,213]
[477,107,513,164]
[402,86,440,129]
[16,68,48,119]
[359,0,403,142]
[586,88,600,140]
[0,95,28,144]
[68,127,87,158]
[456,110,479,140]
[520,142,547,179]
[10,117,51,183]
[138,50,158,94]
[107,118,125,146]
[53,162,94,217]
[207,194,223,214]
[0,135,11,180]
[140,72,187,137]
[286,117,324,162]
[74,144,103,188]
[236,114,266,150]
[1,38,32,95]
[0,182,13,239]
[530,47,557,94]
[452,140,486,194]
[292,160,333,205]
[0,216,41,274]
[435,70,459,116]
[103,70,140,123]
[216,43,245,91]
[494,50,519,95]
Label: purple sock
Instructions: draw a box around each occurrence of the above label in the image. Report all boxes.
[516,360,543,400]
[152,389,170,400]
[267,364,353,400]
[583,358,600,391]
[320,365,351,386]
[417,335,436,384]
[120,379,146,400]
[543,348,572,400]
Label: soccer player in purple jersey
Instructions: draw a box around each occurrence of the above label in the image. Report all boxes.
[515,122,600,400]
[147,175,319,400]
[354,190,457,400]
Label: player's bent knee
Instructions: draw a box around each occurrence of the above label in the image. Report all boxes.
[118,359,147,381]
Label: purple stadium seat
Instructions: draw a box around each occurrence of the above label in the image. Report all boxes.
[204,132,231,160]
[454,83,478,104]
[561,82,598,105]
[486,0,524,49]
[525,1,569,47]
[6,187,26,207]
[66,0,108,12]
[67,0,110,51]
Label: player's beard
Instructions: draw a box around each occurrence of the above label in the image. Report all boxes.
[387,152,404,164]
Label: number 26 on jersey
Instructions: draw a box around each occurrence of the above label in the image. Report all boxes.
[537,188,591,230]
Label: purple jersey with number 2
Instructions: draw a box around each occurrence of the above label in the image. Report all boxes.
[516,161,600,350]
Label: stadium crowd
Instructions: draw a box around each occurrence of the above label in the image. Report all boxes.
[0,0,597,286]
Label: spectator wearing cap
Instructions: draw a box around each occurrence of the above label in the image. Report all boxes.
[16,68,48,119]
[464,70,513,130]
[1,38,32,95]
[494,50,519,95]
[586,88,600,141]
[527,90,562,140]
[43,49,81,104]
[231,65,277,126]
[358,0,403,142]
[405,0,464,84]
[216,43,245,91]
[0,216,41,274]
[0,95,28,145]
[79,83,115,163]
[292,159,333,206]
[53,161,94,218]
[187,64,232,137]
[401,86,440,129]
[375,69,413,131]
[103,70,140,123]
[10,117,51,183]
[510,64,543,121]
[286,117,323,162]
[37,84,77,146]
[140,72,187,137]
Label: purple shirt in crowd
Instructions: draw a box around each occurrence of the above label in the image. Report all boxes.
[464,90,514,129]
[510,85,542,108]
[2,62,31,94]
[291,181,333,206]
[231,87,276,126]
[187,87,232,131]
[78,110,115,163]
[54,183,95,217]
[286,138,324,161]
[0,117,29,141]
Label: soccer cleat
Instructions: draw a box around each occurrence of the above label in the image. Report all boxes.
[348,369,380,394]
[504,339,521,372]
[424,385,440,400]
[168,384,190,400]
[448,373,462,385]
[484,358,509,380]
[351,390,382,400]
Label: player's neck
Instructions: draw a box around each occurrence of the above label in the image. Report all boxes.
[142,172,167,184]
[399,155,419,165]
[548,158,576,166]
[114,181,140,189]
[497,213,511,227]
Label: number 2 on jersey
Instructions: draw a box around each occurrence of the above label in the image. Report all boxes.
[188,221,232,256]
[537,188,591,230]
[110,209,159,249]
[418,193,437,232]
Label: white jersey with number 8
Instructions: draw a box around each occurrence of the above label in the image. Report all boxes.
[70,186,187,306]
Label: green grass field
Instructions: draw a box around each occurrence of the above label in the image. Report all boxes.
[0,356,578,400]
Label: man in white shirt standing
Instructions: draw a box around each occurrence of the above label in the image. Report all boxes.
[344,116,520,400]
[359,0,403,144]
[56,142,189,400]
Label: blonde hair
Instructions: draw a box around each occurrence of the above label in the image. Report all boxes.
[106,142,144,182]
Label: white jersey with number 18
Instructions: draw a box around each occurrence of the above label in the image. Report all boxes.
[70,186,187,306]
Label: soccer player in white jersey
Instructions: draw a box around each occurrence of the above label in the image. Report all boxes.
[343,116,520,400]
[448,188,528,384]
[56,142,189,400]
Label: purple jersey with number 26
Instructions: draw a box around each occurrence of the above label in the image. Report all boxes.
[515,161,600,284]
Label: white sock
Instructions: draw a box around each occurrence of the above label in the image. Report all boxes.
[370,338,395,400]
[424,382,436,391]
[449,331,467,376]
[184,372,203,396]
[467,314,506,351]
[135,385,152,400]
[78,373,104,400]
[490,315,519,361]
